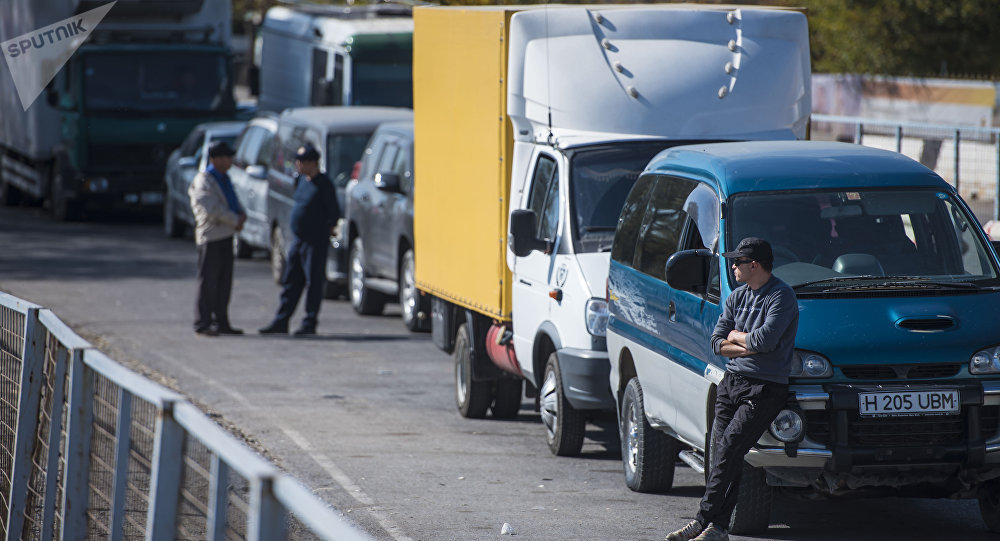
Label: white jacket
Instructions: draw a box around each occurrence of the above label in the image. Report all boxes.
[188,170,241,245]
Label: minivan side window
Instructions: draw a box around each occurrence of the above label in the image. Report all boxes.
[256,131,275,167]
[635,176,699,279]
[235,127,263,167]
[526,155,559,241]
[611,175,656,267]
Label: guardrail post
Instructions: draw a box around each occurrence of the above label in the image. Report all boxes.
[40,344,68,541]
[144,399,182,541]
[895,125,903,153]
[109,389,132,541]
[6,307,45,541]
[60,348,93,541]
[248,476,287,541]
[207,455,229,541]
[854,122,863,144]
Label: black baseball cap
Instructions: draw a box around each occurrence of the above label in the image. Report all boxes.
[207,141,235,158]
[295,144,320,162]
[721,237,773,266]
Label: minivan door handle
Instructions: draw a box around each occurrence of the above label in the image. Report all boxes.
[668,301,677,322]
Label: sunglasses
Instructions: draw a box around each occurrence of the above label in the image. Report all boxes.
[732,259,754,267]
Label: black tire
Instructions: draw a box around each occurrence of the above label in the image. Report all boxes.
[454,323,492,418]
[270,226,285,284]
[707,418,773,534]
[979,484,1000,532]
[164,194,186,238]
[491,378,522,419]
[233,234,253,259]
[620,377,678,492]
[50,156,81,221]
[399,249,430,332]
[540,352,586,456]
[349,237,386,315]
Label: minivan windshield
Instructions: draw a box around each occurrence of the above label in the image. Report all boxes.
[728,189,1000,292]
[568,142,671,253]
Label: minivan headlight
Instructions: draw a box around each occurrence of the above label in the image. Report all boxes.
[585,298,609,337]
[970,346,1000,374]
[790,351,832,378]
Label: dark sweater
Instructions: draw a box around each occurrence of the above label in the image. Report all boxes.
[289,172,340,244]
[710,275,799,384]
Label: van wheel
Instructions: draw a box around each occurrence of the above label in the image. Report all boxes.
[454,323,492,418]
[708,420,773,534]
[491,378,522,419]
[270,226,285,284]
[233,234,252,259]
[349,238,386,315]
[621,377,677,492]
[978,484,1000,532]
[540,353,586,456]
[400,249,430,332]
[163,194,185,238]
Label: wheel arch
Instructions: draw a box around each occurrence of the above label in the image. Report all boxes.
[617,348,637,411]
[532,322,562,389]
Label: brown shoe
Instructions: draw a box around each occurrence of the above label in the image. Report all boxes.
[665,520,703,541]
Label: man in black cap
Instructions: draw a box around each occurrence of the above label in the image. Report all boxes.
[259,144,340,336]
[665,237,798,541]
[188,141,246,336]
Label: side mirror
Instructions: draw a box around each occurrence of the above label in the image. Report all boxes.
[178,157,198,168]
[665,249,713,293]
[246,164,267,180]
[509,209,548,257]
[374,171,400,192]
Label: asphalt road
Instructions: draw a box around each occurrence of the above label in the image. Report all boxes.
[0,205,994,541]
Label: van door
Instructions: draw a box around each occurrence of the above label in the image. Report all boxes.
[512,152,562,374]
[369,141,400,276]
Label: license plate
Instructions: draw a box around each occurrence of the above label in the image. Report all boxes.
[858,390,960,417]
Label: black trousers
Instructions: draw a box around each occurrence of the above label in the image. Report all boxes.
[195,237,234,331]
[270,237,329,330]
[696,372,788,528]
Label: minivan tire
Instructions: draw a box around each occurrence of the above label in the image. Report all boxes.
[540,353,586,457]
[491,378,522,419]
[454,323,492,418]
[978,484,1000,532]
[707,419,773,534]
[621,377,677,492]
[349,237,386,315]
[400,249,430,332]
[270,226,285,284]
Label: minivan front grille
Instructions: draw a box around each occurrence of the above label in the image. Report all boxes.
[841,366,897,380]
[840,364,961,380]
[804,406,1000,447]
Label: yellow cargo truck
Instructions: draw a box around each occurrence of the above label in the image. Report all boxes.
[414,4,811,456]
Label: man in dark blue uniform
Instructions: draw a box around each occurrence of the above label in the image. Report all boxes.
[259,145,341,336]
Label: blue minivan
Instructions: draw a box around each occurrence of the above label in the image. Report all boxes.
[606,140,1000,534]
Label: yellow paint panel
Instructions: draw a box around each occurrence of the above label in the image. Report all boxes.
[413,6,518,320]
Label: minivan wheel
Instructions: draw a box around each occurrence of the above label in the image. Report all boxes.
[708,419,773,534]
[349,238,386,315]
[540,353,586,457]
[621,377,677,492]
[454,323,492,418]
[400,249,429,331]
[979,484,1000,532]
[270,226,285,284]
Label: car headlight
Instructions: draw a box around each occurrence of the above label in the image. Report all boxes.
[970,346,1000,374]
[769,409,805,443]
[790,351,832,378]
[585,298,609,337]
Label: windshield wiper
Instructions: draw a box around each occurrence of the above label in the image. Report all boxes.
[793,275,980,291]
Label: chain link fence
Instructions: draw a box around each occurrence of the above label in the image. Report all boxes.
[0,291,374,541]
[811,114,1000,226]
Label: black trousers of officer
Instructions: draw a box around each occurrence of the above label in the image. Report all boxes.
[271,237,329,330]
[696,372,788,529]
[195,237,235,331]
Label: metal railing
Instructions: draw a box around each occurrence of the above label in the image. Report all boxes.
[811,114,1000,224]
[0,291,374,541]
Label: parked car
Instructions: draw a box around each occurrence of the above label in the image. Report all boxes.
[230,114,279,258]
[342,118,429,330]
[267,106,413,290]
[163,121,246,238]
[606,140,1000,533]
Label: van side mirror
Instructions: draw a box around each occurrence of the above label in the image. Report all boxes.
[374,172,400,192]
[178,157,198,169]
[665,249,713,292]
[246,164,267,180]
[509,209,548,257]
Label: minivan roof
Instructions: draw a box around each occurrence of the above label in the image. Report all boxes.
[646,141,949,195]
[279,106,413,133]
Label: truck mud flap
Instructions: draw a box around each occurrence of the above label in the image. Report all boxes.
[465,311,504,382]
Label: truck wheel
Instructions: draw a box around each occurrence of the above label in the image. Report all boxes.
[349,238,386,315]
[978,484,1000,532]
[270,226,285,284]
[233,234,252,259]
[163,195,185,238]
[540,353,586,456]
[707,420,773,534]
[491,378,522,419]
[50,156,81,221]
[454,323,492,418]
[621,377,677,492]
[399,249,429,332]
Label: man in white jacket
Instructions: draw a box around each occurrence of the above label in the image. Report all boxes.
[188,141,246,336]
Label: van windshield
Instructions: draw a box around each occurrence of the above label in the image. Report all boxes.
[568,142,670,253]
[728,189,1000,291]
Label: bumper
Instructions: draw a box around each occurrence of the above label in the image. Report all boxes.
[556,347,616,411]
[325,236,348,282]
[746,381,1000,474]
[72,173,164,207]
